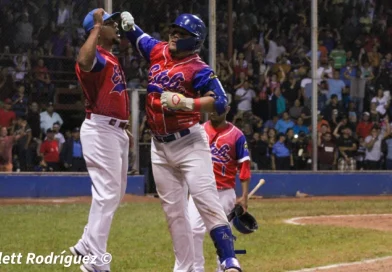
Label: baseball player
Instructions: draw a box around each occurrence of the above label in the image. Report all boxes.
[121,12,242,272]
[69,8,131,272]
[185,106,251,272]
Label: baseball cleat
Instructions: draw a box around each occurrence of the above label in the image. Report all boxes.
[70,246,84,257]
[80,264,109,272]
[223,257,242,272]
[80,264,93,272]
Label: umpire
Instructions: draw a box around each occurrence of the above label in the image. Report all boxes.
[60,127,87,172]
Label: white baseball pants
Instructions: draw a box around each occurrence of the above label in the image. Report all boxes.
[73,113,129,271]
[151,123,230,272]
[187,189,236,272]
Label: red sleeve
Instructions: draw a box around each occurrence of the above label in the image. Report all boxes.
[39,142,46,154]
[238,160,251,181]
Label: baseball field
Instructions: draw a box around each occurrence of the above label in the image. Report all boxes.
[1,195,392,272]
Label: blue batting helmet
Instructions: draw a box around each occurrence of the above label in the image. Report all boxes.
[232,212,258,234]
[228,204,258,235]
[83,8,120,33]
[171,14,207,52]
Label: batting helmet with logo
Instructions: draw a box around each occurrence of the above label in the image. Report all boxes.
[171,13,207,52]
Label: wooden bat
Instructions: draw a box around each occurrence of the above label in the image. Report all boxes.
[248,179,265,199]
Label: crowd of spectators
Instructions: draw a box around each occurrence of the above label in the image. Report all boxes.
[0,0,391,172]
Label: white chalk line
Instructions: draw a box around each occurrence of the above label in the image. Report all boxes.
[287,256,392,272]
[0,198,85,204]
[285,214,392,271]
[284,213,392,226]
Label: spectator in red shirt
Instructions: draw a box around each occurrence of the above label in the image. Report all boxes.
[356,112,373,138]
[39,128,60,171]
[0,126,25,172]
[0,127,14,172]
[0,98,16,129]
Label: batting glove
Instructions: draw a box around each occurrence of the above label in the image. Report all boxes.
[160,91,194,111]
[121,11,135,31]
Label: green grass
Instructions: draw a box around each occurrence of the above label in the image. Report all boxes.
[1,199,392,271]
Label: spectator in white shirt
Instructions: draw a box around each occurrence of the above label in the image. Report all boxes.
[371,88,390,117]
[57,0,70,26]
[235,80,256,115]
[40,102,63,135]
[264,29,286,66]
[52,122,65,153]
[364,125,387,170]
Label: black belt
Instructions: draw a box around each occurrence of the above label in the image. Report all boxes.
[153,128,190,143]
[86,113,130,130]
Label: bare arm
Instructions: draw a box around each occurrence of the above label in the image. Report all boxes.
[279,66,286,83]
[333,123,341,139]
[240,178,250,200]
[198,96,218,113]
[317,133,322,147]
[76,9,104,71]
[384,119,391,138]
[264,29,272,43]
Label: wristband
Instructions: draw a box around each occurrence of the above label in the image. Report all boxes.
[193,98,201,111]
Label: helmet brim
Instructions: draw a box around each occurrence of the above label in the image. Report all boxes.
[170,24,198,37]
[103,12,121,22]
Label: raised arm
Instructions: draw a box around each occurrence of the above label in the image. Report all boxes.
[121,12,160,62]
[77,9,104,71]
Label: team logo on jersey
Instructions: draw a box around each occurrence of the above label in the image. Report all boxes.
[244,142,248,151]
[110,65,127,94]
[147,64,185,93]
[210,143,231,163]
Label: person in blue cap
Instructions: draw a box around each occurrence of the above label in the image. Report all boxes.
[69,8,132,272]
[119,10,242,272]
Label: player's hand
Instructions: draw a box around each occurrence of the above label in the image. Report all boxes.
[121,11,135,31]
[160,91,194,111]
[236,196,248,213]
[93,8,104,26]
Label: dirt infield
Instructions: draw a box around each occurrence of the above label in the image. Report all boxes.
[287,214,392,272]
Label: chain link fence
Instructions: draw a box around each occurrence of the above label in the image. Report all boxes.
[0,0,208,175]
[1,0,392,176]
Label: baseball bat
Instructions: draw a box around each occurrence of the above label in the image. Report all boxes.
[247,179,265,199]
[227,179,265,222]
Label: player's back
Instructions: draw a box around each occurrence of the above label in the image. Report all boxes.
[146,42,210,135]
[203,121,250,189]
[75,46,129,120]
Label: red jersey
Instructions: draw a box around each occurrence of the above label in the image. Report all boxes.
[0,136,14,164]
[39,140,59,163]
[203,121,251,189]
[146,42,213,135]
[75,46,129,120]
[131,32,217,135]
[0,109,16,128]
[356,121,373,139]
